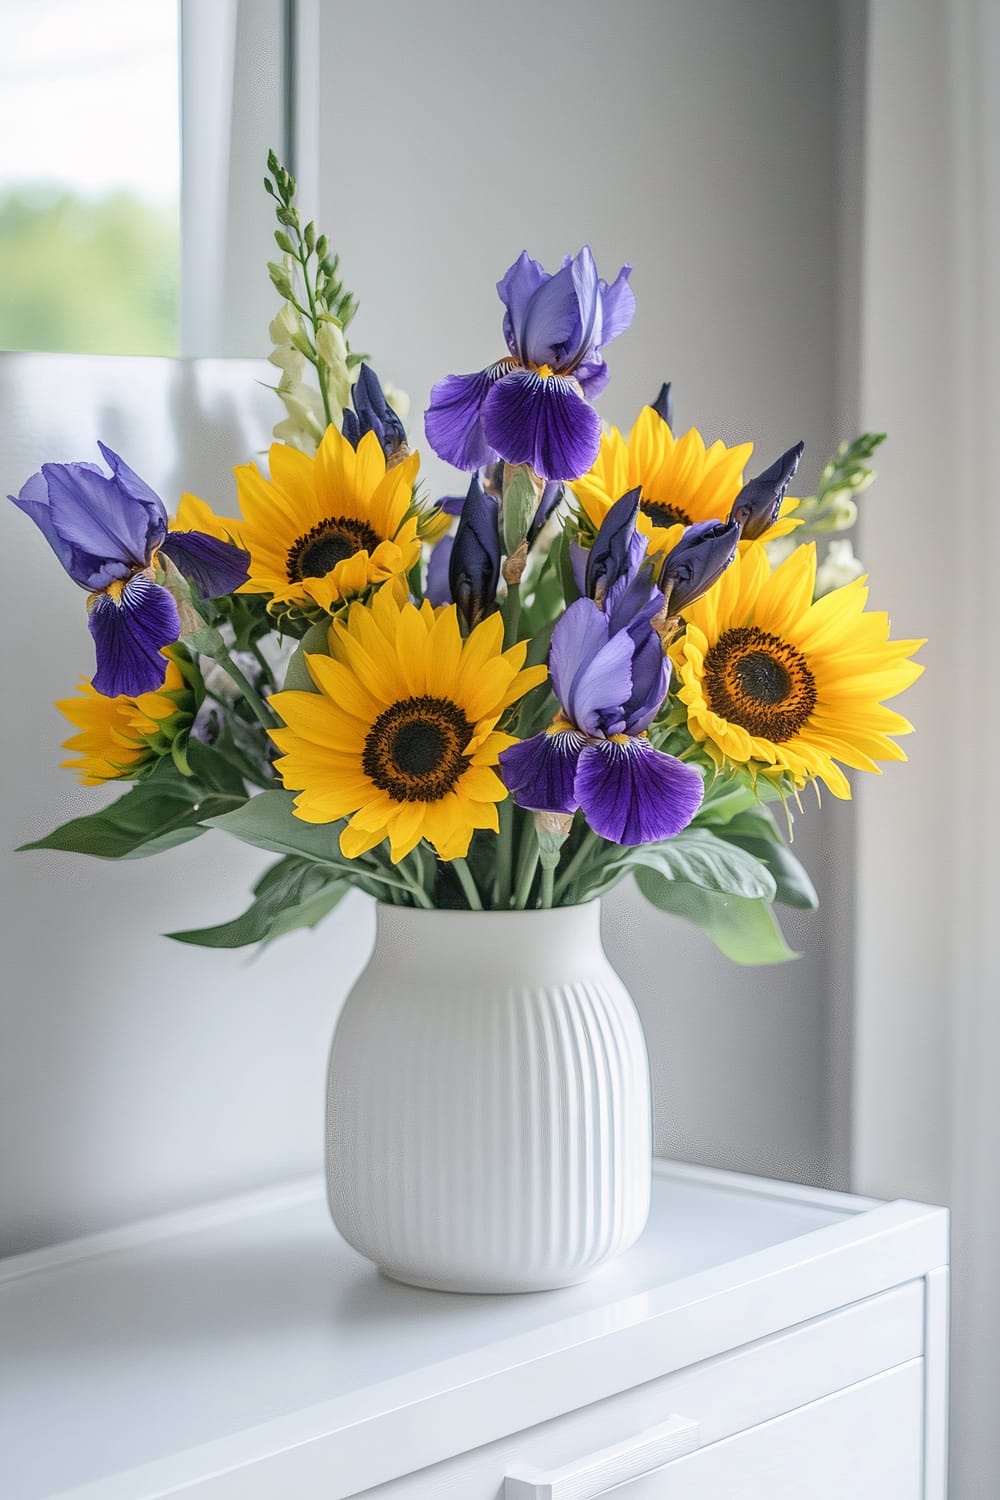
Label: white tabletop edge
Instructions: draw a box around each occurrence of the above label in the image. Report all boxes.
[650,1159,885,1215]
[0,1178,324,1284]
[0,1160,884,1287]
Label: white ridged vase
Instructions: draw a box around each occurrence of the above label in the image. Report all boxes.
[325,901,652,1293]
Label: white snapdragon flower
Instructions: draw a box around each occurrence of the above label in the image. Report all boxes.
[381,381,410,424]
[815,538,865,596]
[268,301,325,452]
[315,317,354,416]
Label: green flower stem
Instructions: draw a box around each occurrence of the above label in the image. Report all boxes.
[296,242,333,429]
[211,651,278,733]
[493,798,515,908]
[553,830,599,904]
[501,581,521,647]
[539,864,555,909]
[247,639,275,689]
[452,857,484,911]
[513,832,540,910]
[397,853,434,909]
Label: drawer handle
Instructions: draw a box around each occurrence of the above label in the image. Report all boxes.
[504,1414,701,1500]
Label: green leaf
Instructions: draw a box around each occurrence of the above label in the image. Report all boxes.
[635,866,799,965]
[183,737,252,799]
[19,779,244,860]
[168,855,347,948]
[595,827,777,903]
[282,620,330,692]
[205,789,348,866]
[693,773,758,827]
[718,805,819,910]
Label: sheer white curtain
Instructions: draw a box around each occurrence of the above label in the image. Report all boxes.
[179,0,288,357]
[851,1,1000,1493]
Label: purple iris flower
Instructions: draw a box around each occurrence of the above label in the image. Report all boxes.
[10,443,249,698]
[650,381,674,428]
[424,247,635,482]
[658,518,740,614]
[585,487,643,604]
[448,474,501,630]
[500,501,703,846]
[499,597,703,845]
[526,480,565,546]
[728,440,804,540]
[341,364,408,458]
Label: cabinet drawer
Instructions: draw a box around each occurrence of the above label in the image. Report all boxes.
[363,1281,924,1499]
[590,1361,923,1499]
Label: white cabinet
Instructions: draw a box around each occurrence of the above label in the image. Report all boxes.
[0,1161,948,1500]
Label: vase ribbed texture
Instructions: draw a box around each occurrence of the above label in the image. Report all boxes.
[326,901,651,1293]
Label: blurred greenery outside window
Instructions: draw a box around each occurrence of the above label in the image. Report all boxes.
[0,1,179,357]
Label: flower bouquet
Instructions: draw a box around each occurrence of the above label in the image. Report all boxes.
[9,156,924,1290]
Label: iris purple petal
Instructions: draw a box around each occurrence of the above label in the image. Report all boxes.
[424,362,513,472]
[623,629,670,734]
[574,738,704,845]
[10,468,121,589]
[44,460,157,572]
[498,728,588,815]
[566,627,634,738]
[480,369,602,482]
[548,598,619,721]
[498,252,548,358]
[88,576,181,698]
[159,531,250,599]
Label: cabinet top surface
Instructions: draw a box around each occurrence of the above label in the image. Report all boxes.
[0,1161,945,1500]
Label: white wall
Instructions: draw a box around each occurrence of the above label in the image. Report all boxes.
[0,355,375,1255]
[0,0,852,1254]
[307,0,851,1186]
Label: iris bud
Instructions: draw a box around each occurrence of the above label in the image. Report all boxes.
[526,480,565,547]
[729,440,804,540]
[658,517,740,613]
[650,381,674,429]
[342,363,408,457]
[449,474,501,632]
[585,487,641,605]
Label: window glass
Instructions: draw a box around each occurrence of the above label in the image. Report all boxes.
[0,0,179,355]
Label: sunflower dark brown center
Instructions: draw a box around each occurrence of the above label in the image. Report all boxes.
[702,626,816,742]
[640,493,691,529]
[362,696,474,803]
[286,515,381,581]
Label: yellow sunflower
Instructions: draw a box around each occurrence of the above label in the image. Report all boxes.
[670,543,924,799]
[234,424,422,619]
[269,586,547,863]
[56,654,195,786]
[572,406,798,563]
